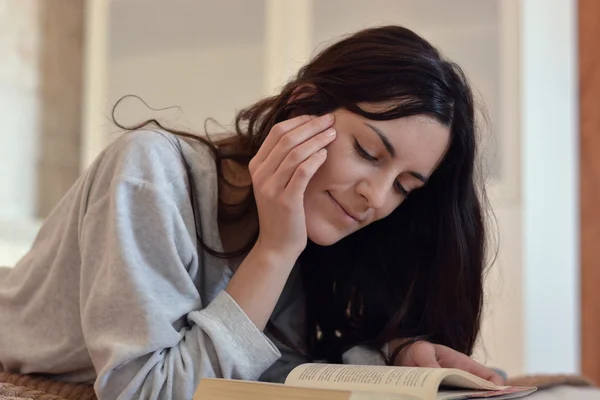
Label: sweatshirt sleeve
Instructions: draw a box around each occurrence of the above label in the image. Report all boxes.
[341,345,388,366]
[79,176,280,400]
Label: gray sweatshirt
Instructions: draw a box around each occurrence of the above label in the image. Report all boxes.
[0,130,384,400]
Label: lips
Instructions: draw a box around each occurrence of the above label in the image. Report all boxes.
[327,191,360,222]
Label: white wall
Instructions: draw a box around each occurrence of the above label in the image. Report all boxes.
[108,44,264,137]
[104,0,267,147]
[0,1,42,266]
[521,0,580,374]
[0,0,40,221]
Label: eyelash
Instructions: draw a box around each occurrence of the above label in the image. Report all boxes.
[353,139,409,197]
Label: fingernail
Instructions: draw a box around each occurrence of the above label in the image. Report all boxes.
[325,128,336,137]
[322,113,334,122]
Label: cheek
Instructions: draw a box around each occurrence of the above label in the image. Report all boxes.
[306,141,356,190]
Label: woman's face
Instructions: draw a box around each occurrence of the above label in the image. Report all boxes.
[304,104,451,246]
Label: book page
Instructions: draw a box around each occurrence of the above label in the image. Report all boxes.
[194,378,424,400]
[437,387,537,400]
[440,371,499,390]
[285,364,446,399]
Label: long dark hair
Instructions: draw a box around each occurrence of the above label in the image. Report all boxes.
[115,25,490,364]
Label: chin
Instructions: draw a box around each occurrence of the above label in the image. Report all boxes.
[305,218,346,247]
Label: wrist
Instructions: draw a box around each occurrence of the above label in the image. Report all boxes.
[252,238,302,266]
[226,239,300,330]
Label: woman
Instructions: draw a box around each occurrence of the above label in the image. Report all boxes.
[0,25,502,399]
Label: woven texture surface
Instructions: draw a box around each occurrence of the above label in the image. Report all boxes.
[0,373,96,400]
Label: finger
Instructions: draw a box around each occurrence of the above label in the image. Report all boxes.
[271,127,336,188]
[435,345,504,385]
[285,148,328,197]
[418,358,441,368]
[407,341,441,368]
[489,373,506,386]
[254,114,335,179]
[252,115,314,164]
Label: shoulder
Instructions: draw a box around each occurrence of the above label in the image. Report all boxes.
[82,128,221,211]
[90,128,218,188]
[98,129,188,187]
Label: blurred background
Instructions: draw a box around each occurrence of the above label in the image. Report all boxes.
[0,0,595,384]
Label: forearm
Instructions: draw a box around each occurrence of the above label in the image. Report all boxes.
[225,244,297,331]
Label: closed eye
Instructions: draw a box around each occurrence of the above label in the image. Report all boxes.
[394,181,409,197]
[354,139,378,162]
[354,139,409,197]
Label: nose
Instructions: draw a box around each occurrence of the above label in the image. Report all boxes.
[357,175,391,210]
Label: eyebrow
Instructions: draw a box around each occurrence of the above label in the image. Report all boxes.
[365,122,396,158]
[364,122,429,184]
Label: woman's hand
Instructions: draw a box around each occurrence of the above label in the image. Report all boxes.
[227,114,336,330]
[391,340,505,386]
[248,113,336,259]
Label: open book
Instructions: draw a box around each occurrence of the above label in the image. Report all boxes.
[194,363,537,400]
